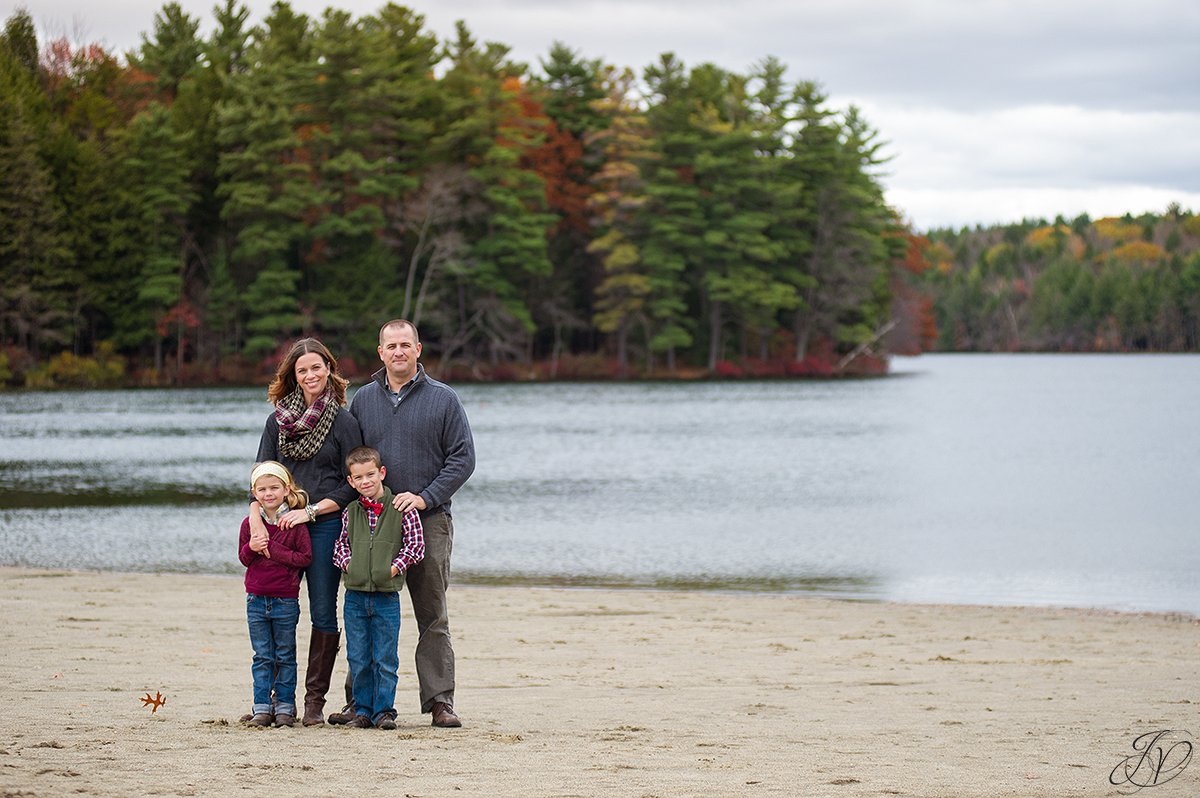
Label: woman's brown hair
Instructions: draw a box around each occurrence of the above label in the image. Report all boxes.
[267,338,349,406]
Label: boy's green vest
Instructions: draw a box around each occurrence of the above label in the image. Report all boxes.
[343,488,407,593]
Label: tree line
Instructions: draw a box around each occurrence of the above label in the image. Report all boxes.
[0,2,909,387]
[912,208,1200,352]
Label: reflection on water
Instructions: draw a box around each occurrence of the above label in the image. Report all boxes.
[1,355,1198,613]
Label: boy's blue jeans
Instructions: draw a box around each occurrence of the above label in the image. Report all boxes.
[246,594,300,715]
[344,589,400,723]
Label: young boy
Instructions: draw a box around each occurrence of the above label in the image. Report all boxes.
[332,446,424,730]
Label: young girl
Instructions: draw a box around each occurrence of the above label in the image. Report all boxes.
[239,461,313,728]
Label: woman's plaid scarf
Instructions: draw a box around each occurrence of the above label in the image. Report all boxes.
[275,385,338,462]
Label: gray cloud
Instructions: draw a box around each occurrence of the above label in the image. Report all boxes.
[29,0,1198,113]
[429,0,1200,112]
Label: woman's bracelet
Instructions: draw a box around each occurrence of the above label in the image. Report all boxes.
[306,504,319,522]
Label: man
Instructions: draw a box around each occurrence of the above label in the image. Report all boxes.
[341,319,476,728]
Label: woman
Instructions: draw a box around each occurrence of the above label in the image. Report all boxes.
[250,338,363,726]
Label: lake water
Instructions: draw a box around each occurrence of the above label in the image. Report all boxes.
[0,354,1197,614]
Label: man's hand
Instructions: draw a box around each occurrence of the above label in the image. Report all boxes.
[391,492,426,514]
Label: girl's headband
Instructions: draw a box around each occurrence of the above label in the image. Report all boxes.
[250,461,291,489]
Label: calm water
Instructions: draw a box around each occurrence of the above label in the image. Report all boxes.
[0,355,1197,614]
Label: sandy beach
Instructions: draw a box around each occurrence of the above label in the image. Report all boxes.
[1,566,1196,797]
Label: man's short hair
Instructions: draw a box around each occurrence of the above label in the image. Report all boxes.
[379,319,419,344]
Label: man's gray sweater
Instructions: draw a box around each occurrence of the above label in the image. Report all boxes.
[349,365,475,515]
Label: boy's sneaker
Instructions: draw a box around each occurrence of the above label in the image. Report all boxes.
[374,712,397,731]
[344,714,372,729]
[245,712,273,727]
[274,714,295,728]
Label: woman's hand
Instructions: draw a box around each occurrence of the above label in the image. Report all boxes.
[277,508,311,529]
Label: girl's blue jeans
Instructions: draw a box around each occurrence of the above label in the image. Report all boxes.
[246,594,300,715]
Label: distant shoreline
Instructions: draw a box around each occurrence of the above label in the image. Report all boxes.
[8,350,1200,393]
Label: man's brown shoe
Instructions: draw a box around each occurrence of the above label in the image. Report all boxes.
[374,712,397,731]
[344,714,372,729]
[274,714,295,728]
[327,703,357,725]
[245,712,273,727]
[431,701,462,728]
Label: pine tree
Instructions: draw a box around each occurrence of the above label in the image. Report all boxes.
[0,35,72,355]
[790,85,891,360]
[2,9,37,75]
[307,3,441,350]
[38,40,135,354]
[751,57,815,360]
[189,0,251,365]
[429,23,554,366]
[686,64,792,369]
[524,44,607,366]
[134,2,203,99]
[586,66,654,374]
[639,53,705,371]
[116,102,197,374]
[214,2,315,356]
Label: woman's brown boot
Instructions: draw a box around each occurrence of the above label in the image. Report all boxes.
[301,629,340,726]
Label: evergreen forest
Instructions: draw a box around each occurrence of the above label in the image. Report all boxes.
[1,3,1196,389]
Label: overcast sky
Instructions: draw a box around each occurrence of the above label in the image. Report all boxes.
[14,0,1200,230]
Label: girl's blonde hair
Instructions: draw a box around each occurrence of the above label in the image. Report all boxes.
[250,461,309,510]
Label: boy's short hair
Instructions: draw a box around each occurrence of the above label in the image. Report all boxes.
[345,446,383,470]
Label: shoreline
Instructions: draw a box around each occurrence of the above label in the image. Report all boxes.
[6,351,1200,394]
[4,565,1198,797]
[6,563,1197,622]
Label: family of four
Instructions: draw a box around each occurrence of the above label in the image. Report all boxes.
[237,319,476,731]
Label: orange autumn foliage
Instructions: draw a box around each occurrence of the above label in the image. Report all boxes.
[1026,224,1085,258]
[114,65,158,117]
[888,277,938,354]
[901,233,932,275]
[495,76,543,153]
[39,38,150,124]
[1110,240,1166,264]
[923,240,954,273]
[1093,217,1143,244]
[888,231,939,353]
[40,37,76,94]
[506,77,591,234]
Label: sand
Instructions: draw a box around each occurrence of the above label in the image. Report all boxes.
[1,566,1197,797]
